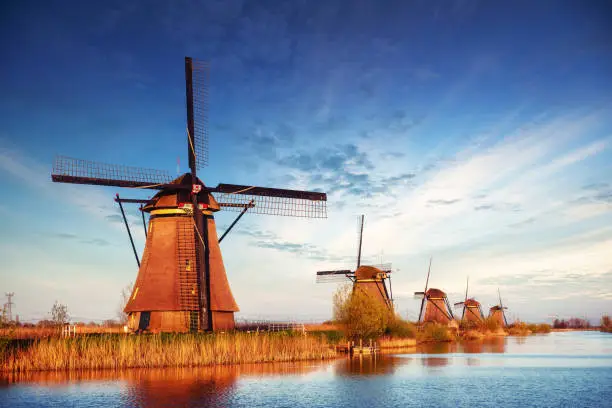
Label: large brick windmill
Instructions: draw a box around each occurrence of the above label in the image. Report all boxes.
[51,57,327,333]
[315,215,394,311]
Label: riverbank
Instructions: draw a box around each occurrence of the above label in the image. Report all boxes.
[1,332,337,372]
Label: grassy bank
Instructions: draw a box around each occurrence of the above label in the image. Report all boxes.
[1,332,336,372]
[417,323,456,343]
[507,322,551,336]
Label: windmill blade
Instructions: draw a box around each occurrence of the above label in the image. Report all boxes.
[51,156,173,189]
[316,270,354,283]
[454,301,465,307]
[464,276,469,303]
[356,214,364,269]
[417,257,432,323]
[185,57,209,170]
[499,288,509,326]
[212,184,327,218]
[371,263,393,273]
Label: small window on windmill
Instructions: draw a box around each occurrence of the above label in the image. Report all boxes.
[186,259,191,271]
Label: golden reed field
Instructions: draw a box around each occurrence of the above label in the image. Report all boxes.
[1,332,336,372]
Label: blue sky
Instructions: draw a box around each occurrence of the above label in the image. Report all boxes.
[1,0,611,324]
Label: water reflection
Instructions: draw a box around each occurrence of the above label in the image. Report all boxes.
[419,336,506,355]
[4,362,328,407]
[2,333,611,408]
[334,354,409,376]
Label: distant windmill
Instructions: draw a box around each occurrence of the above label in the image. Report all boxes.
[454,277,484,325]
[315,215,394,310]
[51,57,327,333]
[488,288,509,327]
[414,258,454,324]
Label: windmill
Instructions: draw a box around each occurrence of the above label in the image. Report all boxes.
[414,258,454,324]
[488,288,509,327]
[51,57,327,333]
[454,277,484,326]
[315,215,394,310]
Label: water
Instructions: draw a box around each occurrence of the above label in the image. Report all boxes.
[1,332,611,407]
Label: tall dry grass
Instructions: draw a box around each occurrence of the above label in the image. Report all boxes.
[378,337,417,349]
[0,326,123,340]
[1,332,336,372]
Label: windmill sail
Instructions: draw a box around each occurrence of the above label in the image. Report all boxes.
[316,270,354,283]
[52,156,172,189]
[212,184,326,218]
[185,57,209,170]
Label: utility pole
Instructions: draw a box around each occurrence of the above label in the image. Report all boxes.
[5,293,14,322]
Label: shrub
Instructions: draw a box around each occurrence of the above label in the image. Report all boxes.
[309,330,344,345]
[386,318,416,339]
[418,323,454,343]
[333,284,392,340]
[480,316,501,332]
[535,324,551,333]
[507,321,531,336]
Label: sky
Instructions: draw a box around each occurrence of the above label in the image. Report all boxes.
[1,0,611,324]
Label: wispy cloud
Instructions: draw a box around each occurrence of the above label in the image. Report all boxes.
[0,141,145,240]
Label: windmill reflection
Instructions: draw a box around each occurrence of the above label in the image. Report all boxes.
[334,355,411,376]
[5,362,326,407]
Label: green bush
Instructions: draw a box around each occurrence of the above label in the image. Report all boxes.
[309,330,344,344]
[333,284,392,340]
[386,318,416,338]
[418,323,454,342]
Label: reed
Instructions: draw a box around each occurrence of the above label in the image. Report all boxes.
[1,332,336,372]
[0,326,124,340]
[378,337,417,349]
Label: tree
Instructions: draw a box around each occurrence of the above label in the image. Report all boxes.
[333,284,392,340]
[51,301,69,326]
[117,282,133,325]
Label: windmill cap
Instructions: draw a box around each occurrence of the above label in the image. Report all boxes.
[464,298,481,307]
[143,173,220,212]
[355,265,385,280]
[426,288,446,298]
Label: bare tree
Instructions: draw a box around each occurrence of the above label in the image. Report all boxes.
[51,301,70,326]
[117,282,133,325]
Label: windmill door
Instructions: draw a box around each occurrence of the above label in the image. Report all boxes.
[138,311,151,331]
